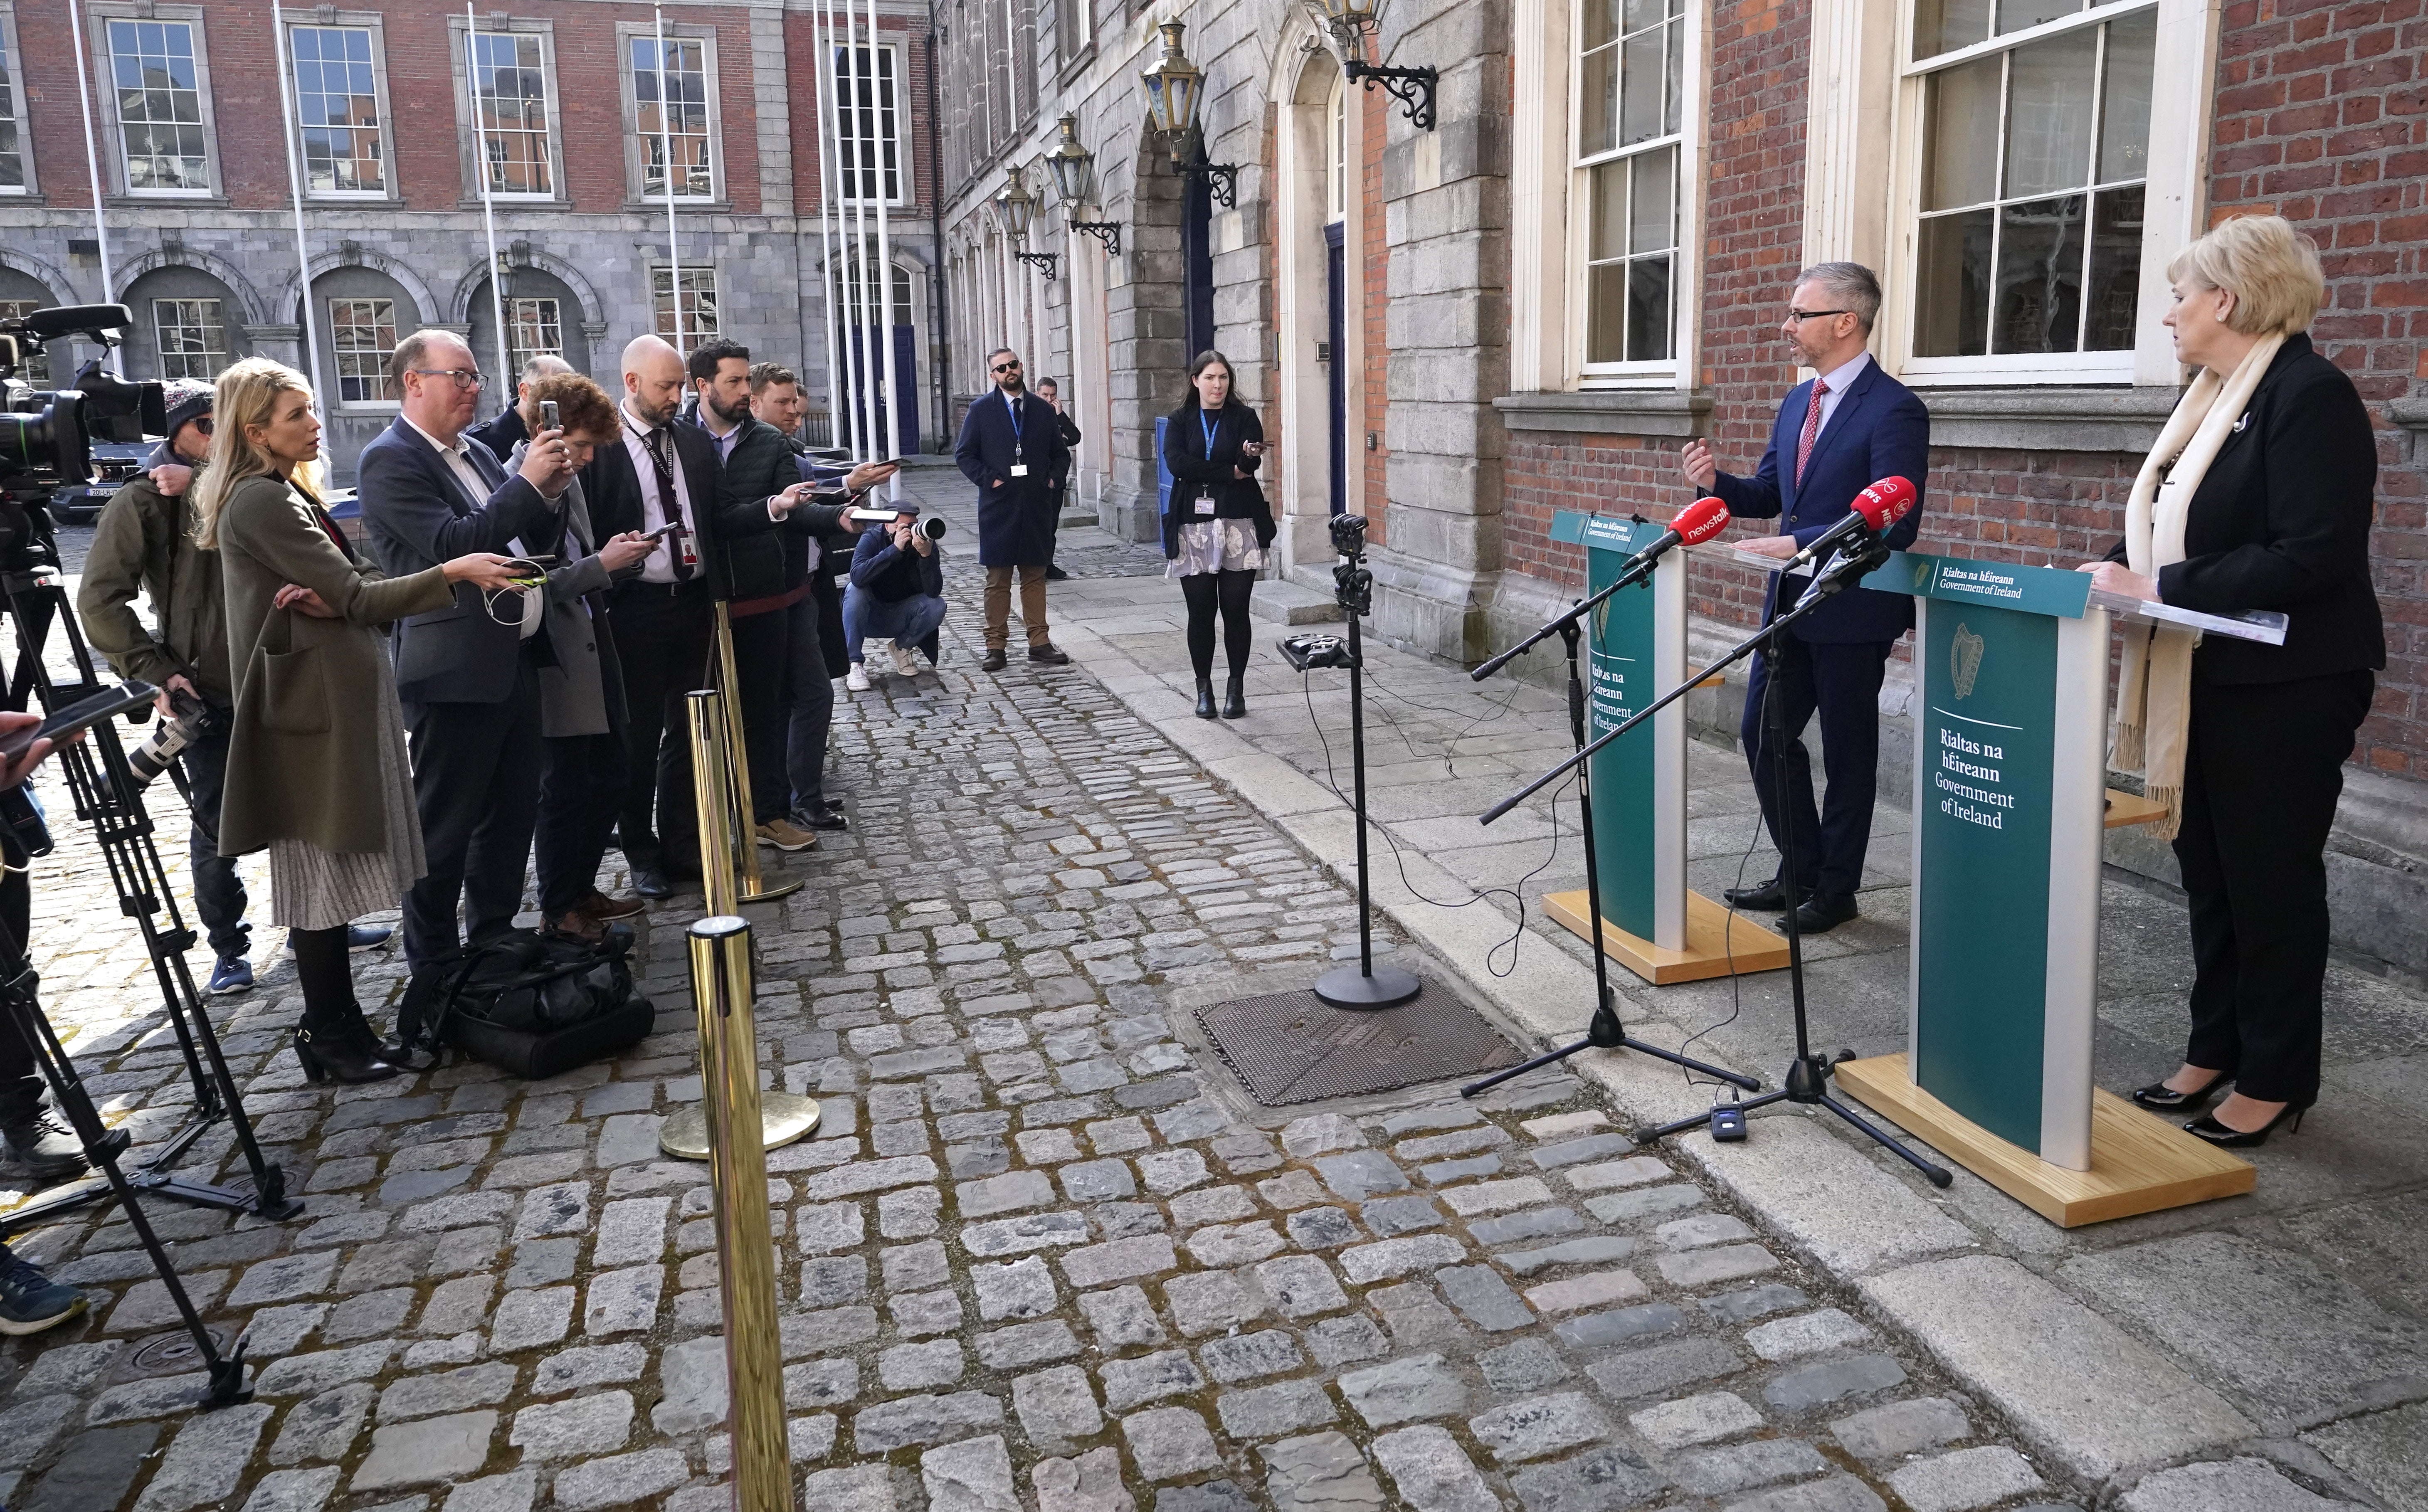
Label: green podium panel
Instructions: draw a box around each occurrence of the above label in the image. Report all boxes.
[1551,512,1685,950]
[1868,552,2106,1169]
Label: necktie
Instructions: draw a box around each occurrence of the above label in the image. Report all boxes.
[642,428,695,581]
[1794,378,1829,489]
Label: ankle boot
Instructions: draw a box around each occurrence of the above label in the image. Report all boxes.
[294,1020,399,1085]
[1222,674,1246,718]
[1195,677,1219,719]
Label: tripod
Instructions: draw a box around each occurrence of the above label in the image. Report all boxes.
[0,567,296,1232]
[1462,609,1759,1098]
[1481,543,1952,1184]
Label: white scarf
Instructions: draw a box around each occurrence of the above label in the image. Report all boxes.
[2110,332,2282,839]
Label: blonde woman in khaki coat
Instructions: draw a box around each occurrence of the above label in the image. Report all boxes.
[195,359,519,1083]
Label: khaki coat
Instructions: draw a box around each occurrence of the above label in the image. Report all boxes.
[215,473,452,856]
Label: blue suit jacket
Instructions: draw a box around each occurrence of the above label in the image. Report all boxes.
[954,389,1070,568]
[1711,358,1930,644]
[358,416,558,704]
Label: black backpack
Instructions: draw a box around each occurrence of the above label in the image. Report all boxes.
[405,929,656,1079]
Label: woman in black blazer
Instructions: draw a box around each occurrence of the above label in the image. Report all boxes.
[1161,351,1275,718]
[2085,215,2384,1147]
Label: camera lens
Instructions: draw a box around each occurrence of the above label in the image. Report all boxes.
[920,517,947,541]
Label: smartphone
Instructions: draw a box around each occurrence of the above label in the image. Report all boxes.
[641,521,684,542]
[851,506,910,524]
[540,400,560,431]
[0,681,160,763]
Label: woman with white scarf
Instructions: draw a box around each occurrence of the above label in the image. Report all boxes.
[2083,215,2384,1149]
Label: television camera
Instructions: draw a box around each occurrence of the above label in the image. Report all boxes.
[0,303,167,560]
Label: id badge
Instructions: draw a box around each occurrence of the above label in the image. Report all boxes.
[1195,492,1216,517]
[1009,464,1030,478]
[674,526,699,570]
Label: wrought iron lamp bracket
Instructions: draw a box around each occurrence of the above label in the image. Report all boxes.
[1071,221,1124,256]
[1012,249,1061,279]
[1344,59,1437,130]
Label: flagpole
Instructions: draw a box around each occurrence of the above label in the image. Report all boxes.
[864,0,903,495]
[269,1,328,464]
[809,0,841,453]
[654,5,685,358]
[466,4,511,393]
[826,0,869,462]
[64,0,116,371]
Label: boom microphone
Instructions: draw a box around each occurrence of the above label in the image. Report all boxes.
[1776,476,1917,574]
[17,305,133,340]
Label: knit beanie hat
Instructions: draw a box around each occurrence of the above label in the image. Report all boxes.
[160,379,214,442]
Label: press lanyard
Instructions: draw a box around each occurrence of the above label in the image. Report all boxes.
[1004,390,1024,463]
[1199,409,1218,458]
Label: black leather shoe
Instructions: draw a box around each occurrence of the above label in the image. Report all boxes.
[793,806,849,832]
[1222,675,1246,719]
[293,1026,398,1085]
[1195,678,1219,720]
[2131,1072,2229,1113]
[1045,564,1071,581]
[0,1117,89,1185]
[1028,643,1071,665]
[981,649,1008,672]
[1791,890,1860,933]
[2186,1101,2309,1148]
[1722,878,1805,912]
[631,865,675,900]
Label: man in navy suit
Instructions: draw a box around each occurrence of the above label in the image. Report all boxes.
[359,331,577,970]
[1681,262,1928,933]
[955,349,1072,671]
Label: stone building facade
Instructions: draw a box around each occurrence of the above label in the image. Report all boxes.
[0,0,943,482]
[934,0,2428,971]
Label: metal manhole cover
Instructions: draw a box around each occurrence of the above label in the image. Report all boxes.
[1194,986,1522,1107]
[122,1327,232,1379]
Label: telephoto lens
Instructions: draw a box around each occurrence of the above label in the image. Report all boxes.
[919,516,948,542]
[126,689,207,788]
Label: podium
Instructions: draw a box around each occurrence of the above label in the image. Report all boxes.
[1540,513,1788,984]
[1831,551,2262,1226]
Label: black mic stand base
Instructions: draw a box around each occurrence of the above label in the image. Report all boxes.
[1634,1049,1955,1189]
[1460,996,1761,1098]
[1314,962,1423,1010]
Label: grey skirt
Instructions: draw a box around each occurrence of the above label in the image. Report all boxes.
[266,645,425,930]
[1167,518,1267,579]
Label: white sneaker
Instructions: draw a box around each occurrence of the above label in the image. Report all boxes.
[891,643,923,678]
[845,664,871,692]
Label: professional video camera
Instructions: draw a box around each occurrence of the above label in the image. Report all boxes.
[0,303,166,563]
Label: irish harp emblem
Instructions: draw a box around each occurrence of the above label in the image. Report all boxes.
[1951,623,1986,699]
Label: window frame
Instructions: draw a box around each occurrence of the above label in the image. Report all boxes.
[506,295,564,375]
[0,4,36,197]
[325,295,399,412]
[618,21,725,208]
[1882,0,2214,387]
[832,40,912,209]
[1563,0,1707,390]
[150,295,229,381]
[447,15,565,207]
[283,12,398,204]
[89,4,225,200]
[651,265,720,346]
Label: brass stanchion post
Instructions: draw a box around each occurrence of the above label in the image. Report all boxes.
[661,690,821,1162]
[713,603,803,904]
[685,912,793,1512]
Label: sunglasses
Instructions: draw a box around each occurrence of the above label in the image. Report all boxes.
[992,361,1022,373]
[191,416,215,437]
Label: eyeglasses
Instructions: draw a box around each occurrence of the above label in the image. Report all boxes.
[1785,309,1849,323]
[409,368,488,391]
[192,416,214,437]
[992,360,1022,373]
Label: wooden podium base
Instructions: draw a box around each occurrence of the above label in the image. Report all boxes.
[1542,889,1792,985]
[1833,1053,2255,1227]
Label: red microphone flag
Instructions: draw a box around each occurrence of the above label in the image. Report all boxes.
[1853,476,1917,533]
[1674,496,1731,545]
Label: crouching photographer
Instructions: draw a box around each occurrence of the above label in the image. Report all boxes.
[844,508,948,686]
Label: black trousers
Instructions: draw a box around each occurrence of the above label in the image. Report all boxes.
[730,606,791,825]
[535,730,627,917]
[612,585,716,871]
[2176,669,2373,1106]
[1740,636,1893,897]
[782,593,835,813]
[404,660,545,969]
[0,864,42,1125]
[173,714,251,959]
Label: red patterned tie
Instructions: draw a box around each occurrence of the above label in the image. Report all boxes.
[1794,377,1829,488]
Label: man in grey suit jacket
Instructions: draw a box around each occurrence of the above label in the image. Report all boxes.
[359,330,576,972]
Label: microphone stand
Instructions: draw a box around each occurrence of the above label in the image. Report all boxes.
[1311,526,1421,1009]
[1479,538,1952,1183]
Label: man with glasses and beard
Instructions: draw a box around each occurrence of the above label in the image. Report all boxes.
[954,349,1071,671]
[359,331,579,985]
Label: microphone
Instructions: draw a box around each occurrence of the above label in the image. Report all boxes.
[1629,495,1732,567]
[13,304,133,340]
[1775,476,1917,574]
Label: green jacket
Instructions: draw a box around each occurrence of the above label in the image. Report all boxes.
[77,451,234,707]
[711,414,841,602]
[216,474,452,856]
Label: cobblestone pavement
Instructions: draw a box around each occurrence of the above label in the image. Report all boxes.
[0,530,2082,1512]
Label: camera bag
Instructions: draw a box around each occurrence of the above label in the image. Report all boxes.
[412,929,655,1079]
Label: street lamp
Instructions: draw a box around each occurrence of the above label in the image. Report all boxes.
[994,168,1060,280]
[1304,0,1439,130]
[1138,21,1239,208]
[1042,114,1123,257]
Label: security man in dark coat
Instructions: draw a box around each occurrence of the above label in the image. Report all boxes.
[1681,261,1927,934]
[953,348,1072,671]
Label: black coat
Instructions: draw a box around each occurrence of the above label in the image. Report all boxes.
[955,388,1071,567]
[1159,401,1273,559]
[578,419,756,608]
[2107,333,2384,686]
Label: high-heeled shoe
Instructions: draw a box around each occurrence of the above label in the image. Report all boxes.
[1194,678,1219,720]
[294,1025,399,1085]
[2184,1100,2309,1148]
[2130,1070,2228,1113]
[1222,674,1246,719]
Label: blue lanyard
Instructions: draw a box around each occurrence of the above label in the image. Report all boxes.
[1199,408,1218,457]
[1003,390,1023,457]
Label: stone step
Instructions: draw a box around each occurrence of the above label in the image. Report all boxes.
[1249,581,1343,625]
[1059,506,1100,528]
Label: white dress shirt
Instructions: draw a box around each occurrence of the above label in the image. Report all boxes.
[400,414,494,513]
[621,400,697,585]
[1807,350,1872,443]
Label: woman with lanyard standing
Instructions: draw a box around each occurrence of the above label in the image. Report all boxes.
[1160,351,1275,718]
